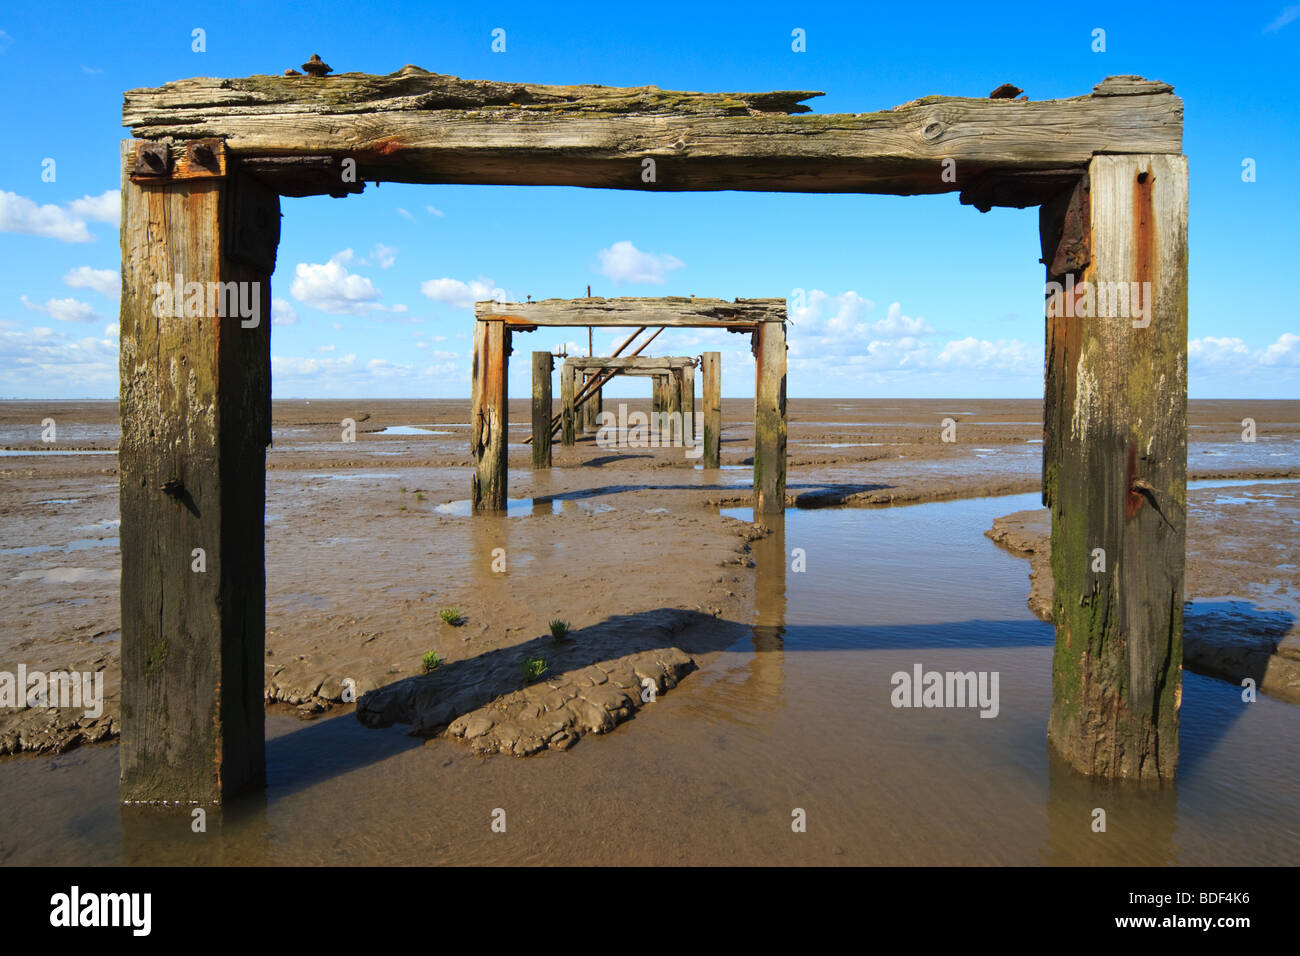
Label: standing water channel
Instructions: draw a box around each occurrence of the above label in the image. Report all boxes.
[4,492,1298,865]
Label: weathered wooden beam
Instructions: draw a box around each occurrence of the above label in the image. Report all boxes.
[574,365,588,435]
[471,320,509,511]
[565,355,695,369]
[477,297,784,328]
[1043,154,1188,781]
[118,141,276,804]
[753,323,787,514]
[560,359,576,447]
[702,351,721,469]
[531,351,552,469]
[123,69,1182,197]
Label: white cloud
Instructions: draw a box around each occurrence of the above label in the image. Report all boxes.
[0,30,12,53]
[420,276,505,309]
[66,191,119,224]
[289,251,383,315]
[1265,5,1300,31]
[272,353,359,377]
[1188,336,1251,367]
[370,243,397,269]
[397,208,415,221]
[271,298,298,326]
[81,65,104,75]
[0,189,118,243]
[426,206,444,217]
[1258,332,1300,366]
[597,241,684,285]
[0,324,118,396]
[63,266,119,297]
[934,336,1036,373]
[21,294,98,323]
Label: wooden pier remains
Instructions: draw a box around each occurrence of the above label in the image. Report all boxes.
[119,67,1187,798]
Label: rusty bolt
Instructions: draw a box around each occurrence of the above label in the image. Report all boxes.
[161,477,185,498]
[302,54,332,77]
[133,143,171,177]
[189,141,217,170]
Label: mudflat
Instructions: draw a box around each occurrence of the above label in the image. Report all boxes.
[1,398,1297,756]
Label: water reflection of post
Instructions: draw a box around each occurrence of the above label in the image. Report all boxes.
[470,511,515,594]
[121,796,270,865]
[748,510,787,701]
[1042,749,1177,865]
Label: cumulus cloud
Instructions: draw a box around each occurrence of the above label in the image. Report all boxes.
[420,276,505,309]
[0,324,118,396]
[289,251,383,315]
[1258,332,1300,366]
[1188,336,1252,366]
[271,298,298,326]
[21,294,98,323]
[63,266,119,297]
[597,241,684,285]
[934,336,1037,373]
[0,190,118,243]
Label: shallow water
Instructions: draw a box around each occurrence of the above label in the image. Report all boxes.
[2,493,1297,865]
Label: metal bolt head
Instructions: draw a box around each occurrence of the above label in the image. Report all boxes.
[302,54,332,77]
[133,142,171,176]
[188,141,217,169]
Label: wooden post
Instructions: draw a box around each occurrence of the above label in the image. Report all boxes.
[702,351,721,469]
[753,323,787,513]
[574,366,587,435]
[471,319,509,511]
[668,368,682,416]
[681,362,696,451]
[1041,155,1188,780]
[651,374,664,416]
[560,360,576,447]
[118,140,276,804]
[583,372,601,432]
[531,351,552,469]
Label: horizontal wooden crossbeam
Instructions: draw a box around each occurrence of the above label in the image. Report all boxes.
[564,356,695,369]
[122,68,1181,199]
[476,297,785,328]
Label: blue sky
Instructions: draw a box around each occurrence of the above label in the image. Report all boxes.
[1,0,1297,399]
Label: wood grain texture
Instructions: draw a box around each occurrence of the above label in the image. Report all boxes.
[702,352,721,470]
[531,351,552,469]
[564,355,695,369]
[471,320,508,510]
[123,68,1182,196]
[118,141,273,804]
[1044,154,1188,781]
[753,323,788,514]
[478,297,785,327]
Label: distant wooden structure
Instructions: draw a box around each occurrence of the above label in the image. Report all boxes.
[557,355,700,451]
[479,298,783,505]
[118,67,1187,802]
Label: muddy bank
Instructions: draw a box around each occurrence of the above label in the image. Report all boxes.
[3,398,1298,757]
[988,482,1300,703]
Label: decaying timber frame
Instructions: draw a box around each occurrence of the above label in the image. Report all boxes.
[477,297,785,510]
[119,66,1187,803]
[552,355,699,453]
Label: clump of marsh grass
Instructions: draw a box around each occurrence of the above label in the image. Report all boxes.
[521,656,549,682]
[440,607,465,626]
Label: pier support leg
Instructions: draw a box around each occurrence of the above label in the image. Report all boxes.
[583,373,600,432]
[531,351,552,469]
[702,351,721,469]
[681,363,696,453]
[1041,155,1188,780]
[118,140,276,804]
[753,322,787,514]
[472,319,509,511]
[561,361,576,447]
